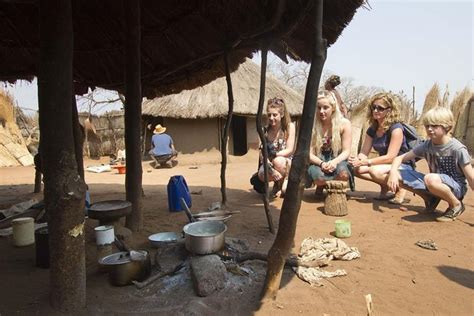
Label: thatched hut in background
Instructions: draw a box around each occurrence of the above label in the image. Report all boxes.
[0,89,33,167]
[142,59,304,155]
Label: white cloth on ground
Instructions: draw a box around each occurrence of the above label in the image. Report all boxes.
[293,237,360,286]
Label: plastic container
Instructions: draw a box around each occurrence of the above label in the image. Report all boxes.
[35,226,49,268]
[94,225,115,245]
[12,217,35,247]
[167,175,192,212]
[335,219,351,238]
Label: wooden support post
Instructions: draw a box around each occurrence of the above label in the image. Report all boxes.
[72,95,85,180]
[38,0,86,310]
[124,0,143,232]
[262,0,326,300]
[255,47,275,234]
[34,165,42,193]
[220,51,234,207]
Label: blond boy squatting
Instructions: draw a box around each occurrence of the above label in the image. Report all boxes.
[385,107,474,222]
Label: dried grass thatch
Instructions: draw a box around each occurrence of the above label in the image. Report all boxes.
[0,89,15,126]
[416,83,441,137]
[142,59,304,119]
[453,93,474,149]
[441,85,450,108]
[0,88,34,167]
[421,83,441,114]
[0,1,366,98]
[451,87,472,125]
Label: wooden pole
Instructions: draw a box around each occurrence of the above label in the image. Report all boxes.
[124,0,143,232]
[220,51,234,207]
[38,0,86,310]
[72,95,85,180]
[255,46,275,234]
[261,0,326,299]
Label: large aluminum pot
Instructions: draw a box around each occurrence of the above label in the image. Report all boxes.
[183,221,227,255]
[99,250,151,286]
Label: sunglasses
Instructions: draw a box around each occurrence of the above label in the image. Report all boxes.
[371,104,389,112]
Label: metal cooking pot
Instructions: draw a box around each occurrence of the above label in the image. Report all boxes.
[183,221,227,255]
[99,250,151,286]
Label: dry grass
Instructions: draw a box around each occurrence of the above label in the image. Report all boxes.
[453,92,474,141]
[142,59,304,118]
[0,89,15,125]
[422,83,440,114]
[451,87,472,122]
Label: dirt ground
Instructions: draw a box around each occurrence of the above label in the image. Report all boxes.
[0,150,473,315]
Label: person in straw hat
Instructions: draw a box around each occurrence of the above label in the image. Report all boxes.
[149,124,178,168]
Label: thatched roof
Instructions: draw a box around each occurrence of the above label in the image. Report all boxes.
[0,1,365,98]
[142,59,304,118]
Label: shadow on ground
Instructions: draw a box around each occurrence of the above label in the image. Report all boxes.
[437,265,474,290]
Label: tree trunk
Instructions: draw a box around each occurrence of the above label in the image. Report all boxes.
[72,96,84,180]
[124,0,143,232]
[220,51,234,207]
[261,0,326,300]
[38,0,86,311]
[255,47,274,234]
[34,169,42,193]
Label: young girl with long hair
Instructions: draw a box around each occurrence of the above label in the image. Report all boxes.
[348,92,412,203]
[258,97,296,197]
[307,90,352,197]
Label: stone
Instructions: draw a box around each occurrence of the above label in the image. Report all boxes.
[190,255,226,297]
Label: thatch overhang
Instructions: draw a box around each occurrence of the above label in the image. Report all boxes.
[142,59,304,119]
[0,0,365,98]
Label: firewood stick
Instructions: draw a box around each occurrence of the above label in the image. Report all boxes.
[132,262,184,289]
[218,251,329,268]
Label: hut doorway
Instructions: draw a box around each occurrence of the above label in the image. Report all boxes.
[231,115,247,156]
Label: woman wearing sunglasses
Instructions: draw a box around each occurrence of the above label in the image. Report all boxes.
[348,92,411,203]
[258,97,296,198]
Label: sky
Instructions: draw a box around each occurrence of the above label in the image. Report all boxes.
[1,0,472,115]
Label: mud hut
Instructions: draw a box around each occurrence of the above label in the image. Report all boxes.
[142,59,304,155]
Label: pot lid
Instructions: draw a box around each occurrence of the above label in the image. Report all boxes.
[99,251,132,265]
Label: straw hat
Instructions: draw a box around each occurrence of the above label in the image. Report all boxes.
[153,124,166,134]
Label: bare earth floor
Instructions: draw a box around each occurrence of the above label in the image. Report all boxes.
[0,150,473,315]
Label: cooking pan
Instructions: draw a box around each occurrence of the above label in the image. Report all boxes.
[99,250,150,286]
[183,221,227,255]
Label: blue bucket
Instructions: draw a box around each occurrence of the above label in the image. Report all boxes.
[167,175,192,212]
